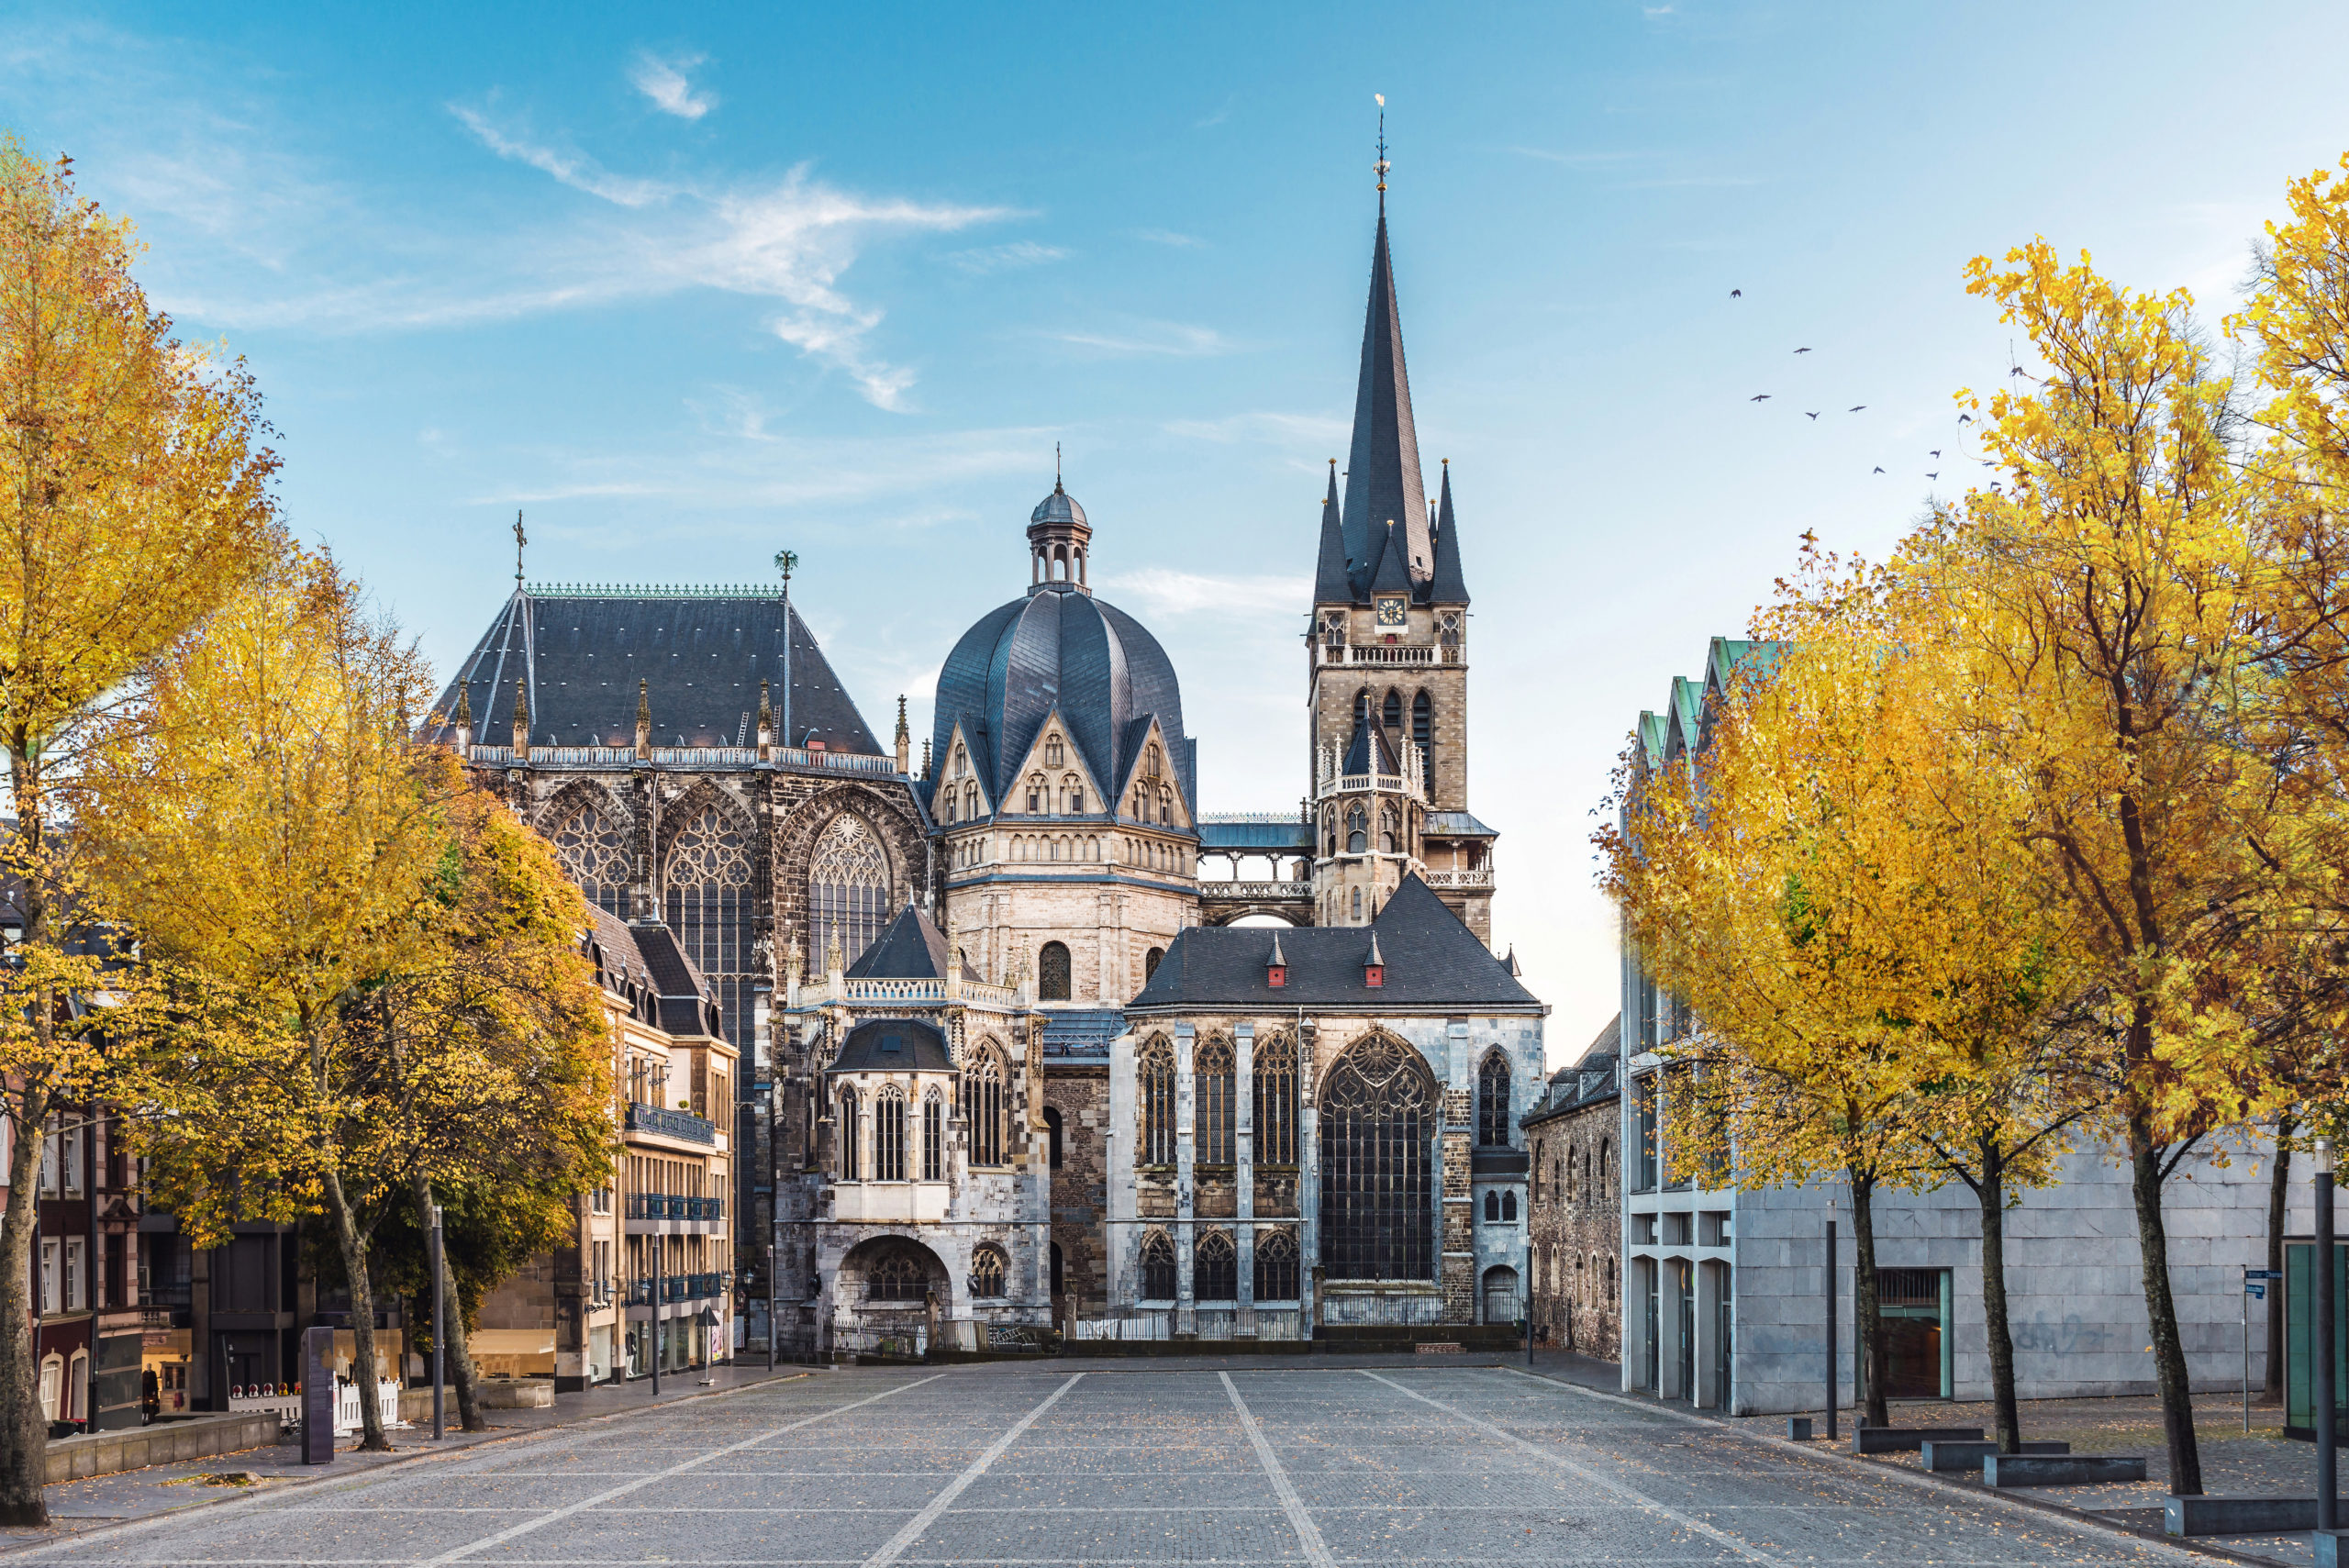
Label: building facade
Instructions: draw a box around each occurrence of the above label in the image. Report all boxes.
[434,177,1545,1355]
[1522,1017,1620,1361]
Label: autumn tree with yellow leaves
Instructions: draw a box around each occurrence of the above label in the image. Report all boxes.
[0,142,278,1524]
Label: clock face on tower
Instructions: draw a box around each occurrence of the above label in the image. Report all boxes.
[1375,596,1406,628]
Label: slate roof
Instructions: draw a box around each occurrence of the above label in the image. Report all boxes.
[930,569,1195,816]
[1341,708,1402,775]
[1524,1014,1622,1129]
[846,904,984,983]
[581,905,726,1040]
[1312,462,1351,606]
[1423,810,1497,839]
[830,1018,954,1073]
[1128,874,1540,1012]
[1430,462,1469,605]
[1041,1009,1126,1060]
[427,588,882,754]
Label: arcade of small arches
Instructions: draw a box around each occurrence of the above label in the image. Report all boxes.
[829,1041,1019,1181]
[1032,539,1088,587]
[1134,1226,1302,1306]
[941,833,1196,872]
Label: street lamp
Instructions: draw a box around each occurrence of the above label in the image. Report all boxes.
[428,1203,445,1440]
[1825,1194,1840,1444]
[2320,1137,2337,1533]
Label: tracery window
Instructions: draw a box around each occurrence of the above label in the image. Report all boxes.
[1139,1230,1176,1301]
[922,1091,944,1181]
[1412,691,1433,795]
[1346,805,1367,854]
[836,1085,859,1181]
[1063,773,1083,812]
[1439,610,1462,648]
[865,1248,927,1302]
[970,1245,1008,1299]
[549,797,629,918]
[1197,1036,1235,1165]
[1383,689,1403,734]
[1478,1052,1513,1147]
[1319,1034,1434,1282]
[1193,1230,1237,1303]
[970,1051,1007,1166]
[808,814,889,973]
[1045,736,1063,766]
[1253,1032,1297,1165]
[1254,1228,1299,1302]
[663,798,752,1053]
[963,784,979,819]
[1140,1038,1175,1165]
[874,1090,907,1182]
[1379,806,1398,854]
[1039,940,1072,1002]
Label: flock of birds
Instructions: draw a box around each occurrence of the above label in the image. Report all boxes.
[1731,287,2007,490]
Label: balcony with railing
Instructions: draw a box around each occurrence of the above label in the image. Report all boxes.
[1314,641,1462,669]
[625,1273,729,1307]
[1419,868,1494,889]
[625,1193,725,1221]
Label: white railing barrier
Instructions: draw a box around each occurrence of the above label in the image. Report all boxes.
[331,1377,405,1435]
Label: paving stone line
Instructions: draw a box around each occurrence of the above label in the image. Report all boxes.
[1216,1372,1338,1568]
[406,1374,942,1568]
[1499,1364,2232,1568]
[1358,1369,1791,1565]
[855,1375,1084,1568]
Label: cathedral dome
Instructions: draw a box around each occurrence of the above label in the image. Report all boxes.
[933,489,1192,818]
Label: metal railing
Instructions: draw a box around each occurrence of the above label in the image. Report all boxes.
[625,1193,725,1221]
[626,1102,716,1145]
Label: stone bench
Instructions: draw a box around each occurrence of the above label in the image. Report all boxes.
[1918,1440,2068,1472]
[1982,1453,2147,1487]
[45,1412,284,1484]
[2165,1496,2319,1536]
[1853,1425,1985,1455]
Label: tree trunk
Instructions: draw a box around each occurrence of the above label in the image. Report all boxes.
[0,1083,54,1527]
[1976,1135,2022,1453]
[321,1162,390,1452]
[1851,1170,1889,1429]
[2131,1116,2200,1495]
[2267,1117,2294,1401]
[410,1176,487,1433]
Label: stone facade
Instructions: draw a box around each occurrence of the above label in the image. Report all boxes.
[1522,1020,1621,1361]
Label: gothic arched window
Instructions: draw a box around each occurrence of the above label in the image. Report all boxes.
[865,1247,927,1302]
[1412,690,1433,795]
[1140,1230,1176,1302]
[1197,1036,1235,1165]
[1254,1031,1297,1166]
[1382,688,1403,734]
[1478,1052,1513,1147]
[835,1085,859,1181]
[1254,1228,1299,1302]
[1042,1106,1063,1169]
[1379,806,1397,854]
[663,797,751,1051]
[970,1051,1006,1167]
[1045,735,1063,766]
[1351,887,1364,921]
[1503,1191,1519,1222]
[1345,804,1367,854]
[1319,1034,1434,1283]
[922,1090,944,1182]
[808,814,889,973]
[874,1089,907,1182]
[1143,946,1164,982]
[970,1245,1008,1299]
[1193,1230,1237,1303]
[549,796,629,918]
[963,783,979,819]
[1140,1037,1175,1166]
[1353,688,1371,728]
[1039,940,1072,1001]
[1485,1191,1499,1222]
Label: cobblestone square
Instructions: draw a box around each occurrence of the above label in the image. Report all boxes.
[6,1362,2221,1566]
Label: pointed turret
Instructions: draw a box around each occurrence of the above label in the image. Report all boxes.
[1340,199,1429,601]
[634,679,651,760]
[1429,458,1470,605]
[1370,517,1414,597]
[1313,459,1351,605]
[510,678,530,757]
[451,683,473,751]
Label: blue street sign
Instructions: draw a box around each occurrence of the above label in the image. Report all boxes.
[2247,1269,2283,1281]
[2248,1282,2267,1299]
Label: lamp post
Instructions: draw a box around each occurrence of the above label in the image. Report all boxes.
[1825,1195,1839,1444]
[2320,1137,2337,1533]
[650,1233,662,1397]
[428,1203,445,1440]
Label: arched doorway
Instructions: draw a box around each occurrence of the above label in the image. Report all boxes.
[1482,1264,1520,1327]
[1318,1035,1434,1283]
[833,1236,952,1358]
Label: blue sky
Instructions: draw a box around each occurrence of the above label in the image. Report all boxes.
[9,2,2349,1061]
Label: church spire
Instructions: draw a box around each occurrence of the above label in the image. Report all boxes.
[1429,457,1470,605]
[1340,175,1429,602]
[1313,459,1350,605]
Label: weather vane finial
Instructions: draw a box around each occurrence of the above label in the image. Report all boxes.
[1374,94,1388,195]
[1055,440,1063,487]
[513,509,526,584]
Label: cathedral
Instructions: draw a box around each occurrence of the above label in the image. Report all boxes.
[433,183,1546,1361]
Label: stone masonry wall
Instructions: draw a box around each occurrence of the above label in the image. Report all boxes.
[1046,1071,1110,1314]
[1526,1095,1621,1360]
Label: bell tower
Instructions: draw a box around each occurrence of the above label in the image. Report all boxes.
[1304,153,1492,940]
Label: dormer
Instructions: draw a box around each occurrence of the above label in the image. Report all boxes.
[1115,722,1193,832]
[937,722,993,826]
[1267,930,1287,989]
[1364,929,1386,989]
[1012,709,1102,816]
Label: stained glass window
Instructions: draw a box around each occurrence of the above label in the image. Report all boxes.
[970,1051,1006,1166]
[809,814,889,972]
[971,1245,1008,1299]
[1197,1036,1235,1165]
[1254,1229,1299,1302]
[1193,1230,1237,1302]
[1478,1052,1513,1148]
[874,1090,906,1182]
[1139,1038,1174,1165]
[1254,1033,1297,1166]
[1139,1230,1176,1301]
[1039,941,1072,1001]
[549,797,629,917]
[663,798,751,1055]
[1319,1034,1433,1283]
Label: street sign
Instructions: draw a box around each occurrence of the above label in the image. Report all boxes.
[2248,1282,2267,1299]
[2248,1269,2283,1281]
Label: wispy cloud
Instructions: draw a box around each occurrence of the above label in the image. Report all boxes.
[1163,411,1345,446]
[451,104,673,206]
[1047,319,1233,358]
[631,51,716,120]
[1097,567,1312,619]
[945,239,1068,274]
[1132,228,1205,248]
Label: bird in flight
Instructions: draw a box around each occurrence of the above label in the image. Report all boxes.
[1806,411,1819,420]
[1731,288,1742,298]
[1930,450,1941,458]
[1750,394,1770,401]
[1849,406,1865,412]
[1873,466,1885,473]
[1794,347,1811,354]
[1959,413,1974,424]
[1926,472,1939,480]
